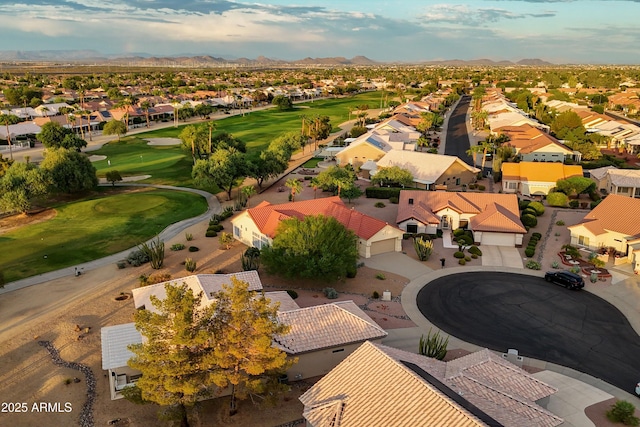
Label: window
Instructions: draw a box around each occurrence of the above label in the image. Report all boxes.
[233,225,241,238]
[578,235,590,246]
[406,224,418,233]
[508,182,517,190]
[456,178,461,185]
[408,198,414,205]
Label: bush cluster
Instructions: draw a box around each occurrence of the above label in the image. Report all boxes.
[525,233,542,257]
[170,243,186,251]
[453,251,465,259]
[365,187,402,199]
[547,192,569,207]
[526,260,541,270]
[374,202,386,208]
[127,249,149,267]
[468,246,482,256]
[521,213,538,228]
[188,246,199,252]
[323,287,338,299]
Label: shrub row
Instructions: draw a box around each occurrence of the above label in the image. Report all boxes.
[365,187,402,199]
[525,232,542,257]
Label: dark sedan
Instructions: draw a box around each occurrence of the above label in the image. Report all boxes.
[544,270,585,290]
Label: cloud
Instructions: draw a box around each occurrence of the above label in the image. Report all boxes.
[421,4,556,25]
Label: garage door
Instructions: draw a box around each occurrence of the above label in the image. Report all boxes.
[369,238,396,256]
[481,232,515,247]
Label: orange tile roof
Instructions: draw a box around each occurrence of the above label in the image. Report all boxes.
[397,191,525,233]
[246,196,396,240]
[501,162,583,183]
[568,194,640,238]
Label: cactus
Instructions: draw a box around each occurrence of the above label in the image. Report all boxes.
[418,329,449,360]
[413,236,434,261]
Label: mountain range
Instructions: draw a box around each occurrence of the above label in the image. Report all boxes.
[0,50,555,67]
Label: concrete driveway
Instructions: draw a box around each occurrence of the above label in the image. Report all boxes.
[481,245,524,268]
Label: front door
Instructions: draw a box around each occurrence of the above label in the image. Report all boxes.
[441,215,451,230]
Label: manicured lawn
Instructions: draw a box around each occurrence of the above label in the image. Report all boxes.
[300,157,324,168]
[0,188,208,283]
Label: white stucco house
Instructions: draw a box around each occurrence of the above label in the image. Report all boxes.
[231,196,404,258]
[396,190,526,247]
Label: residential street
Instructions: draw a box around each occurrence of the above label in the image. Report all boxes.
[444,94,474,166]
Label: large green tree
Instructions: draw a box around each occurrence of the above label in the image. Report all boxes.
[192,148,247,200]
[371,166,414,188]
[0,162,48,213]
[40,148,98,194]
[272,95,293,110]
[102,119,128,141]
[261,215,359,281]
[38,121,69,149]
[555,176,596,197]
[314,165,357,196]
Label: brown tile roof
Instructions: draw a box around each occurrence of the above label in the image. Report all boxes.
[501,162,583,183]
[300,342,562,427]
[568,194,640,238]
[397,191,525,233]
[246,196,397,240]
[274,301,387,354]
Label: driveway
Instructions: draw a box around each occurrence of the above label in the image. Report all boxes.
[416,271,640,395]
[444,95,474,165]
[481,245,524,268]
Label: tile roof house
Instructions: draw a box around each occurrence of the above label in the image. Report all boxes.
[501,162,583,196]
[367,149,480,190]
[568,194,640,273]
[275,301,387,381]
[101,323,143,400]
[396,190,526,246]
[589,167,640,199]
[299,342,562,427]
[131,271,263,313]
[231,196,404,258]
[496,124,578,163]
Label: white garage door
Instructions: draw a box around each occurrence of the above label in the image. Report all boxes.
[369,239,396,256]
[481,232,515,247]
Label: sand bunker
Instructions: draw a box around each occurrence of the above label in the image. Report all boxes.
[146,138,181,146]
[88,155,107,162]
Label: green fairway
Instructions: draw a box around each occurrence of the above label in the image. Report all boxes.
[0,188,208,283]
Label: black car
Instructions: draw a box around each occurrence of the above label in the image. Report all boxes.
[544,271,585,290]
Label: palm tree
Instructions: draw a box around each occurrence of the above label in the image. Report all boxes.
[115,96,134,129]
[206,121,217,154]
[241,185,256,207]
[466,140,493,171]
[285,178,302,202]
[140,100,152,128]
[0,114,20,160]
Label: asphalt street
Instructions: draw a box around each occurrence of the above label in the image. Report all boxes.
[444,94,474,166]
[417,271,640,396]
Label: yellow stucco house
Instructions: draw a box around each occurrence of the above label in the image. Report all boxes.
[501,162,583,196]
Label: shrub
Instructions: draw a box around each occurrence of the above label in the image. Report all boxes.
[590,200,602,209]
[471,254,478,259]
[209,218,220,226]
[127,249,149,267]
[552,261,559,268]
[569,199,580,208]
[205,230,217,238]
[525,247,535,257]
[464,256,471,262]
[547,192,569,207]
[372,291,380,299]
[209,224,224,232]
[375,273,386,280]
[286,289,298,299]
[521,214,538,228]
[323,287,338,299]
[413,237,434,261]
[526,260,541,270]
[185,232,193,241]
[570,266,581,274]
[304,176,312,181]
[389,196,399,204]
[184,258,197,272]
[218,232,234,249]
[170,243,185,251]
[607,400,639,426]
[555,220,565,226]
[477,185,486,191]
[468,183,477,190]
[532,232,542,239]
[453,228,466,237]
[519,200,531,210]
[459,259,466,265]
[418,329,449,360]
[138,236,165,270]
[457,235,473,246]
[346,264,357,278]
[454,251,465,259]
[403,233,414,240]
[528,201,545,216]
[365,187,402,199]
[116,261,126,269]
[188,246,199,252]
[468,246,482,256]
[374,202,386,208]
[523,208,538,218]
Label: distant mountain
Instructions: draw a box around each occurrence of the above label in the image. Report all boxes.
[0,50,554,67]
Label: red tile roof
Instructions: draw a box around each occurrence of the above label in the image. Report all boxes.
[246,196,395,240]
[568,194,640,238]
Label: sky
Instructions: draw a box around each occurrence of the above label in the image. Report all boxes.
[0,0,639,64]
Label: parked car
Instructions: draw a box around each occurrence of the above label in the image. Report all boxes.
[544,271,585,290]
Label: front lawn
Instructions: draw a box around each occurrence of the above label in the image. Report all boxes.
[0,188,208,282]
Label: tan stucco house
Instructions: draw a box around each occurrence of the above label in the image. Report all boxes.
[299,341,562,427]
[501,162,583,196]
[231,196,404,258]
[370,149,480,190]
[589,167,640,199]
[568,194,640,273]
[396,191,526,247]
